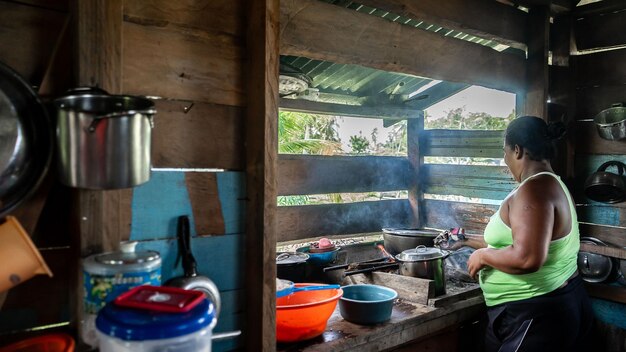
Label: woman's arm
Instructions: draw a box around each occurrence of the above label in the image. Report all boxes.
[467,179,554,278]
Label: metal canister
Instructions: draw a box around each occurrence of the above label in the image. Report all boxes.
[81,241,162,347]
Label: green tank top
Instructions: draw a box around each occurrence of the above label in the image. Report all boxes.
[479,172,580,306]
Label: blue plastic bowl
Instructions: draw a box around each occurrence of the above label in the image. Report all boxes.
[296,246,340,266]
[339,284,398,325]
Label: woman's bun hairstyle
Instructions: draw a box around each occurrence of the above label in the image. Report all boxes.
[546,121,567,141]
[505,116,566,161]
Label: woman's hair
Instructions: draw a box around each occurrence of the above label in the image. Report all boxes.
[504,116,566,161]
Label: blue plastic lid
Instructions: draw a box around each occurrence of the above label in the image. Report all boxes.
[96,297,215,341]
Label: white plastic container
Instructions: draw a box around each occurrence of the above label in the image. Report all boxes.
[96,297,216,352]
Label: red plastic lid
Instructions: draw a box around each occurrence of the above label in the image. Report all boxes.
[0,333,75,352]
[114,285,205,313]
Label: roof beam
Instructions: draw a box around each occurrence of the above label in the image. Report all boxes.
[280,98,423,120]
[280,0,525,94]
[354,0,527,50]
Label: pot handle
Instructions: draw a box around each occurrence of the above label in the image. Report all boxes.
[597,161,626,175]
[87,109,157,133]
[66,86,110,96]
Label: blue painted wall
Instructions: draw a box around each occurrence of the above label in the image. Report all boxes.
[130,170,246,351]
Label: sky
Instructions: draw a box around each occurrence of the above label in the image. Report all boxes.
[336,85,516,151]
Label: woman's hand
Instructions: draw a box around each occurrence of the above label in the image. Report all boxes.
[467,248,488,279]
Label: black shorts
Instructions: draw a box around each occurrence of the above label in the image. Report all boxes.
[485,275,594,352]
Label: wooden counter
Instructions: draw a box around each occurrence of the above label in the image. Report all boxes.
[278,273,486,352]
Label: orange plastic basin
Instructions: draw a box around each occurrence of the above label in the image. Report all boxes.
[276,283,343,343]
[0,333,75,352]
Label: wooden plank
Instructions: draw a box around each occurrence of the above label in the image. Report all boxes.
[184,173,226,235]
[574,49,626,88]
[72,1,125,347]
[407,118,423,227]
[574,7,626,51]
[579,223,626,248]
[576,204,625,228]
[122,20,245,106]
[245,0,279,349]
[344,272,435,305]
[573,0,626,17]
[277,155,410,196]
[276,200,412,242]
[151,99,244,170]
[422,199,497,233]
[0,1,66,84]
[574,85,626,120]
[424,164,513,180]
[424,185,511,201]
[353,0,527,50]
[422,165,516,200]
[585,283,626,305]
[574,120,626,155]
[421,129,504,158]
[428,285,483,308]
[280,98,423,120]
[523,6,549,119]
[280,0,526,94]
[123,0,244,37]
[580,243,626,260]
[130,171,244,239]
[12,0,68,11]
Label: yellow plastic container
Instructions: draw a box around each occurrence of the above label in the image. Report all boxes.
[0,216,52,293]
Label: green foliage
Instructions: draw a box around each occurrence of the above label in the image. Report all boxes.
[425,107,515,130]
[278,110,343,155]
[277,195,310,206]
[348,132,370,154]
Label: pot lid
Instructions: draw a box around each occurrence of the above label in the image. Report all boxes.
[276,252,309,265]
[95,241,160,265]
[382,228,439,237]
[395,246,445,261]
[578,238,613,283]
[96,298,215,341]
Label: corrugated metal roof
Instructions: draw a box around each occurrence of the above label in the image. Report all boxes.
[282,55,432,97]
[320,0,511,52]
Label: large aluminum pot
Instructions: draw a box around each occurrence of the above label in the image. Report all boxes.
[395,246,449,296]
[0,61,52,216]
[594,104,626,140]
[382,228,439,256]
[54,88,156,189]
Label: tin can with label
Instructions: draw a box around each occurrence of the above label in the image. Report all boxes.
[81,241,161,347]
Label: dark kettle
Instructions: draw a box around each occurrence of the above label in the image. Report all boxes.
[584,161,626,203]
[165,216,221,317]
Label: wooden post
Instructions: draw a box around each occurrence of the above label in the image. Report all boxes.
[407,113,425,227]
[524,6,550,119]
[70,0,131,346]
[245,0,279,350]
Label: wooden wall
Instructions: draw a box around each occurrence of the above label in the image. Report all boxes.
[560,0,626,345]
[0,0,258,351]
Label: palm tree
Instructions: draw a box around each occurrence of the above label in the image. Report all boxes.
[278,111,343,155]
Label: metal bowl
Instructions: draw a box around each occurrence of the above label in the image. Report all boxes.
[0,61,52,217]
[594,105,626,140]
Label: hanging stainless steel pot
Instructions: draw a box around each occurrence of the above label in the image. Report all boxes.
[0,61,52,217]
[54,88,156,189]
[594,103,626,140]
[584,161,626,203]
[395,245,449,296]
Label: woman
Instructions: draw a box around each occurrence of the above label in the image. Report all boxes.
[449,116,594,352]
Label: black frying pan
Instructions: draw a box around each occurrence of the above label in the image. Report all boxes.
[0,61,52,217]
